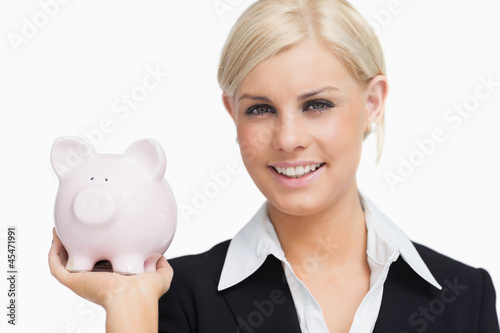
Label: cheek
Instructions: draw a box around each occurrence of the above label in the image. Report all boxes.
[236,122,273,166]
[316,106,366,159]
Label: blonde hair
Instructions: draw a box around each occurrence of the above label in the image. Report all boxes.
[217,0,386,163]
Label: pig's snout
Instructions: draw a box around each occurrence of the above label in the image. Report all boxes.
[73,188,115,225]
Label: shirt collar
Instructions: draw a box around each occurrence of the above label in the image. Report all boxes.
[217,191,442,291]
[359,191,441,290]
[217,200,281,291]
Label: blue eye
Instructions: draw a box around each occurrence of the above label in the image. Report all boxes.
[245,104,275,116]
[304,99,335,113]
[311,102,326,109]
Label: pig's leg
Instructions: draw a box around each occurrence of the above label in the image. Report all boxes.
[112,254,146,275]
[66,254,96,272]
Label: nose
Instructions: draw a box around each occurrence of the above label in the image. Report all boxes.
[73,188,115,225]
[272,113,310,153]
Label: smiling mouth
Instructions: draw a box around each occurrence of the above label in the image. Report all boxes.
[272,163,326,178]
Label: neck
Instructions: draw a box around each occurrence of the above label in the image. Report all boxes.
[268,181,367,275]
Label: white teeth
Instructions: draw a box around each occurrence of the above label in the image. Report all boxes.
[275,163,323,178]
[295,166,304,177]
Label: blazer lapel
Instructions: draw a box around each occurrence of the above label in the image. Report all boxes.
[373,256,440,333]
[221,255,302,333]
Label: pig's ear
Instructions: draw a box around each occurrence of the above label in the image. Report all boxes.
[124,139,166,180]
[50,137,96,179]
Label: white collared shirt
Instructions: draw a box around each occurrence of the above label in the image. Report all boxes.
[217,191,442,333]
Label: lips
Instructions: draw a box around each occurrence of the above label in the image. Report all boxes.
[267,161,326,189]
[273,163,325,178]
[268,161,326,178]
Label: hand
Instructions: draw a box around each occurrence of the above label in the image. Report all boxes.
[48,227,174,310]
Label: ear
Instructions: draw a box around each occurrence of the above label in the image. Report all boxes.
[222,92,236,123]
[50,136,95,179]
[124,139,166,181]
[364,75,389,130]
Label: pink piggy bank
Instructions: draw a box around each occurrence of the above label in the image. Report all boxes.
[50,136,177,275]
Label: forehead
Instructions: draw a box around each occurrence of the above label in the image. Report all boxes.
[236,38,360,99]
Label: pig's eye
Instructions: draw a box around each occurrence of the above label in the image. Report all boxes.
[105,178,108,182]
[90,177,94,180]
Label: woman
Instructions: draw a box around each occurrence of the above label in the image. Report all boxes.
[49,0,499,332]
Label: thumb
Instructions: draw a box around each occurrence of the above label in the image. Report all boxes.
[154,256,174,295]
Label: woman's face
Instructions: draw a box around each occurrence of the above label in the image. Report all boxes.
[223,38,387,217]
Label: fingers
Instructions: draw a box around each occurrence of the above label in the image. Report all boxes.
[156,256,173,280]
[150,256,174,296]
[49,229,110,305]
[48,227,70,285]
[49,226,174,305]
[49,228,88,302]
[156,255,171,272]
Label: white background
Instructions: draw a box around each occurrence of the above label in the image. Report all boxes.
[0,0,499,332]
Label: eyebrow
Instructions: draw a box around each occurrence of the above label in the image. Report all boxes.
[237,86,339,103]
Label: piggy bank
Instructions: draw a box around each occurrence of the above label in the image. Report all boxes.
[50,136,177,274]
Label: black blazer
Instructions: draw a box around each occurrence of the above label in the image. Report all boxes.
[158,240,499,332]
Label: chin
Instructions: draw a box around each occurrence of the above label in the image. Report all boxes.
[264,179,356,218]
[265,189,329,217]
[250,161,357,215]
